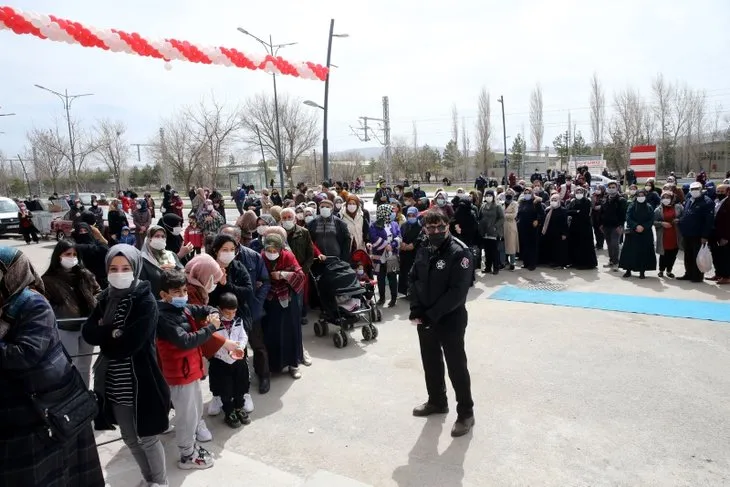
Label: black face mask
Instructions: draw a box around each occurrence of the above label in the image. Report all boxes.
[505,196,513,203]
[428,233,447,248]
[718,194,727,201]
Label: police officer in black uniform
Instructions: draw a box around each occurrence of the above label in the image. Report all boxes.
[408,209,475,437]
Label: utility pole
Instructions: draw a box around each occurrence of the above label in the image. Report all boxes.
[350,96,391,185]
[312,148,318,184]
[255,125,270,185]
[498,96,508,186]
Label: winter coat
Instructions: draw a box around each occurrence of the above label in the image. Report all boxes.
[156,301,219,386]
[208,258,254,332]
[234,244,270,322]
[82,281,171,437]
[503,200,519,254]
[599,195,628,228]
[107,209,128,240]
[654,204,684,255]
[341,209,369,252]
[679,195,715,239]
[132,209,151,234]
[477,202,505,239]
[369,221,402,272]
[89,204,104,229]
[450,200,479,246]
[286,225,316,274]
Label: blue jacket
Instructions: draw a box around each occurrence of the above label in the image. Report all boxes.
[235,244,270,321]
[679,195,714,239]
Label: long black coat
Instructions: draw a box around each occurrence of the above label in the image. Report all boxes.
[539,205,569,267]
[450,200,479,247]
[517,200,545,269]
[82,281,171,437]
[567,198,598,269]
[619,201,657,272]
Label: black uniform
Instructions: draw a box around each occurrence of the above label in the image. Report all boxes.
[408,234,474,419]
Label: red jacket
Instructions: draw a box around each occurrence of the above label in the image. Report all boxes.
[156,302,217,386]
[184,226,204,248]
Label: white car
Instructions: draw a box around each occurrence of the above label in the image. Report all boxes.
[0,197,20,235]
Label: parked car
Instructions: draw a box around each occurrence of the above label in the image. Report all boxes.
[24,198,69,238]
[0,197,20,236]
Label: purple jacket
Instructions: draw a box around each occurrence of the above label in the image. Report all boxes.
[368,221,402,260]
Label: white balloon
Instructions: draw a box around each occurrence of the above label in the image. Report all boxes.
[164,62,173,71]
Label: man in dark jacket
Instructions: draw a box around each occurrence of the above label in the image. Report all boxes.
[307,199,351,263]
[678,182,715,282]
[408,210,474,438]
[599,182,628,271]
[710,184,730,284]
[411,180,426,200]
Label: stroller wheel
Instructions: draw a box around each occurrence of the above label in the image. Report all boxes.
[362,325,372,341]
[313,321,324,337]
[341,331,349,347]
[370,325,379,339]
[333,331,345,348]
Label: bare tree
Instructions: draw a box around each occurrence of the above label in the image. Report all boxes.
[44,119,98,193]
[589,73,606,150]
[475,87,492,173]
[94,120,131,192]
[451,104,459,144]
[186,96,242,188]
[691,89,707,170]
[461,117,471,180]
[240,93,320,188]
[28,127,69,193]
[529,84,544,151]
[153,111,208,190]
[613,87,644,152]
[651,73,674,171]
[411,121,419,180]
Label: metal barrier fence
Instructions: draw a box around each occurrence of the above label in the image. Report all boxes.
[58,318,123,447]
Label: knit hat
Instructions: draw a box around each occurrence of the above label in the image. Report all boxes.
[319,198,334,208]
[406,206,419,215]
[269,205,282,222]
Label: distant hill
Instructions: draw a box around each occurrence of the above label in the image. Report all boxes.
[331,147,384,160]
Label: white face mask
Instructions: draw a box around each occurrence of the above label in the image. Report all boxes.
[550,200,560,208]
[575,193,585,200]
[296,213,304,221]
[320,207,332,218]
[629,190,636,196]
[265,251,280,261]
[335,203,342,210]
[347,204,357,213]
[218,251,235,265]
[108,271,135,289]
[636,196,646,203]
[172,227,183,236]
[690,190,701,199]
[485,196,494,203]
[661,198,672,206]
[281,220,295,230]
[256,225,268,235]
[149,238,167,251]
[60,256,78,269]
[305,216,314,224]
[206,205,213,211]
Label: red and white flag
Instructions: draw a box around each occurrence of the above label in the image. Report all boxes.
[629,145,657,183]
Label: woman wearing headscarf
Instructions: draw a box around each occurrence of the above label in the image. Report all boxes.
[42,240,100,386]
[591,185,606,250]
[539,194,569,269]
[643,180,661,208]
[503,189,519,271]
[250,214,276,253]
[197,199,225,238]
[158,212,194,264]
[1,246,105,487]
[259,188,273,215]
[144,192,156,219]
[89,196,104,229]
[369,204,401,307]
[270,188,283,207]
[82,245,170,486]
[18,201,40,244]
[68,198,85,224]
[192,187,206,214]
[170,189,185,218]
[654,191,683,278]
[341,195,369,253]
[566,186,598,270]
[73,222,109,289]
[260,232,307,379]
[295,205,307,227]
[618,189,657,279]
[107,198,129,244]
[80,211,108,245]
[516,187,544,271]
[477,189,505,275]
[132,198,151,250]
[140,225,183,297]
[398,206,423,294]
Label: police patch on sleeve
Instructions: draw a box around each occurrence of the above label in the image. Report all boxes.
[460,257,470,269]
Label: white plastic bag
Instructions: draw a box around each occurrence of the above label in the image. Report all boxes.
[696,243,713,274]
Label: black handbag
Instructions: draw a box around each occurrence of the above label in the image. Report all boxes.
[29,364,99,442]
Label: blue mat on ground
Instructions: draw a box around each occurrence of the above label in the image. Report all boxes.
[488,286,727,322]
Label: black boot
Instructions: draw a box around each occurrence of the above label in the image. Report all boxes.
[412,402,449,417]
[622,270,631,278]
[258,376,270,394]
[451,416,475,437]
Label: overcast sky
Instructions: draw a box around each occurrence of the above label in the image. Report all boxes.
[1,0,729,164]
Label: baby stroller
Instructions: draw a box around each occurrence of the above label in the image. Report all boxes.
[310,256,379,348]
[351,249,383,323]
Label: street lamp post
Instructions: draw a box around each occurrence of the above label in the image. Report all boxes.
[497,95,508,185]
[237,28,297,194]
[34,85,93,194]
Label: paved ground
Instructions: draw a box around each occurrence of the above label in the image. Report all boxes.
[5,222,730,487]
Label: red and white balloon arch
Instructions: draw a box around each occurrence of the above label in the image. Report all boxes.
[0,5,328,80]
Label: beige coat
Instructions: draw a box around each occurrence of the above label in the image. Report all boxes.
[503,201,519,254]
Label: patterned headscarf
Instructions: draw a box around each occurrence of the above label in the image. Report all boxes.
[0,246,44,309]
[376,204,392,223]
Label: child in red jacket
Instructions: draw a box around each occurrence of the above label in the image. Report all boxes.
[184,215,204,255]
[156,269,241,470]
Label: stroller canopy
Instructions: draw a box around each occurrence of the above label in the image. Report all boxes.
[312,257,365,298]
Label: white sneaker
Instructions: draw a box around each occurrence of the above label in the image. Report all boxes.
[243,393,254,413]
[207,396,222,416]
[150,484,169,487]
[196,419,213,443]
[302,349,313,367]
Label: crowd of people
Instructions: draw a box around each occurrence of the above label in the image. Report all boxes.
[2,168,728,486]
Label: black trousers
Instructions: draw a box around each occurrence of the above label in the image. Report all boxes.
[20,227,39,243]
[658,248,679,273]
[377,267,398,301]
[417,321,474,418]
[208,358,249,415]
[248,320,270,378]
[711,240,730,278]
[482,238,500,273]
[593,219,604,248]
[683,236,704,281]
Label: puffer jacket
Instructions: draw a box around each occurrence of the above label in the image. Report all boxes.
[477,201,505,239]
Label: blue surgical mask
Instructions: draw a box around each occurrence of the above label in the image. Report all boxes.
[407,217,418,224]
[171,296,188,308]
[390,212,397,221]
